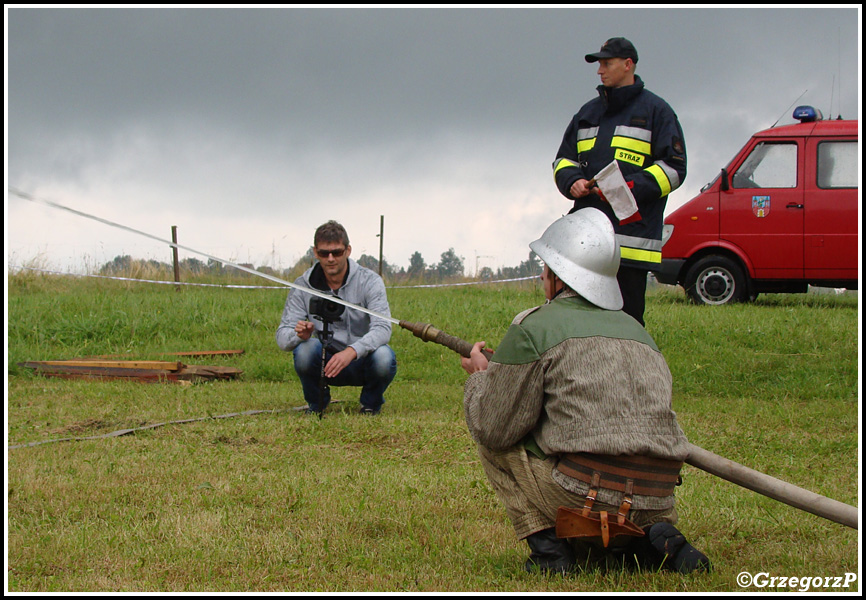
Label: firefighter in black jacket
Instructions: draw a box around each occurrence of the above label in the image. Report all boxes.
[553,37,686,326]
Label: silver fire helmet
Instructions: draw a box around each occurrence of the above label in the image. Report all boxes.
[529,208,623,310]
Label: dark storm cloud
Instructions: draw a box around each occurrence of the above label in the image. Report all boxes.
[6,6,861,271]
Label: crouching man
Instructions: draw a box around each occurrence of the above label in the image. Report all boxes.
[460,208,709,574]
[276,220,397,415]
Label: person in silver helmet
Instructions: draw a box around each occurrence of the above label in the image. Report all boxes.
[460,208,709,575]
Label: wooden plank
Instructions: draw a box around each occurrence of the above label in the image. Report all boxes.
[74,350,244,359]
[26,360,184,371]
[21,363,175,377]
[33,371,181,384]
[181,365,243,374]
[20,361,242,384]
[176,365,244,380]
[166,350,245,357]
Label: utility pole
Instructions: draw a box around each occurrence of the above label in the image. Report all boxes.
[171,226,180,291]
[377,215,384,277]
[475,250,494,278]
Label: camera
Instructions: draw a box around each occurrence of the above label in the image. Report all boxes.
[309,296,345,322]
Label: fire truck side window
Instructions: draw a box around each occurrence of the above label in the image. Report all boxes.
[817,141,857,189]
[732,142,797,189]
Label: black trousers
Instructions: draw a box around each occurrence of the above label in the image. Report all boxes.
[617,267,648,327]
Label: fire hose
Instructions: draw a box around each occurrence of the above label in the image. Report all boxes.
[11,187,858,530]
[400,321,858,530]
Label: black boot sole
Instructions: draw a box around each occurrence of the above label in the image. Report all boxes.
[647,523,711,574]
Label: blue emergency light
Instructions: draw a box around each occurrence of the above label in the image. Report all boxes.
[793,105,823,123]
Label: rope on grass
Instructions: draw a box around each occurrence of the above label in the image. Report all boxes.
[11,266,285,289]
[7,408,296,450]
[11,265,538,290]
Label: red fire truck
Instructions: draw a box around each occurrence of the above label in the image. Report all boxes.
[654,106,859,304]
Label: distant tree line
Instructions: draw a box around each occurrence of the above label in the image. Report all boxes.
[98,248,542,284]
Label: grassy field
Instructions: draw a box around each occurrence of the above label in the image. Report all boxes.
[5,271,860,592]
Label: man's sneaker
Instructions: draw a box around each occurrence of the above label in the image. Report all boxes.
[359,407,381,416]
[646,523,711,574]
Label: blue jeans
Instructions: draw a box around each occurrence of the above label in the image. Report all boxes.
[292,338,397,412]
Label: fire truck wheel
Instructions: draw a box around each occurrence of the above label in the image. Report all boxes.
[684,255,750,305]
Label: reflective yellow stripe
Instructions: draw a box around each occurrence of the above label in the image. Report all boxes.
[614,148,645,167]
[621,246,662,264]
[577,138,596,153]
[611,136,651,156]
[646,164,672,196]
[553,158,578,176]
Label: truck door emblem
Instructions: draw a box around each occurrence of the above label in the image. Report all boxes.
[752,196,770,218]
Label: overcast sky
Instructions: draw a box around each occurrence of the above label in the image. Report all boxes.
[5,6,862,277]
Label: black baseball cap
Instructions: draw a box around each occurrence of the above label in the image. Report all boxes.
[585,37,638,63]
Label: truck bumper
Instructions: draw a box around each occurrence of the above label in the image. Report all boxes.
[652,259,685,286]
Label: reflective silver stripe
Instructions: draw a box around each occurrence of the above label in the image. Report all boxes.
[653,159,681,191]
[616,234,663,252]
[577,127,599,141]
[614,125,652,143]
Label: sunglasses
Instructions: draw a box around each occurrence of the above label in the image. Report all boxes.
[315,247,347,259]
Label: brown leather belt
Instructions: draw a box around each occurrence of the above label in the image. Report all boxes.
[557,452,683,497]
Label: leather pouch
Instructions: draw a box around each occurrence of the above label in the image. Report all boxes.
[555,474,644,548]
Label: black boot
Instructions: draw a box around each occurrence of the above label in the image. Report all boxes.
[523,528,576,574]
[644,523,711,574]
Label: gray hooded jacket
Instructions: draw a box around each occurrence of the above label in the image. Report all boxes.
[275,258,392,359]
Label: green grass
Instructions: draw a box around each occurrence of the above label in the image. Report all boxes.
[5,272,860,592]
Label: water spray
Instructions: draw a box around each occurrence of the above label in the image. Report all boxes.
[9,187,398,324]
[9,187,486,357]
